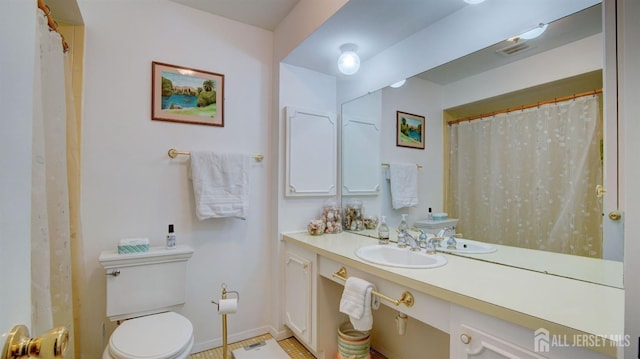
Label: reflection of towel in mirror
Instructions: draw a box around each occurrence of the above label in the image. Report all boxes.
[389,163,418,209]
[189,151,250,220]
[339,277,380,331]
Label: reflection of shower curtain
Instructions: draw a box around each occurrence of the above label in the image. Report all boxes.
[448,96,603,257]
[31,9,79,357]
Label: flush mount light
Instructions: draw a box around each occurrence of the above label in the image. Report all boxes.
[517,23,548,40]
[338,44,360,75]
[464,0,485,4]
[389,79,406,88]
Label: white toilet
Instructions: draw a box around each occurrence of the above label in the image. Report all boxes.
[99,245,195,359]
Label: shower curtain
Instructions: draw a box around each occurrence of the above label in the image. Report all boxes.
[31,8,80,357]
[448,95,603,257]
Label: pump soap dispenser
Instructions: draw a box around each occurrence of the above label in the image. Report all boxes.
[397,214,409,248]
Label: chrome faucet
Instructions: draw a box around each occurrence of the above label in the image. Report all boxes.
[437,226,458,249]
[400,230,421,251]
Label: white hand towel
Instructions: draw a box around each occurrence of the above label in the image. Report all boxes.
[389,162,419,209]
[189,151,250,220]
[339,277,380,331]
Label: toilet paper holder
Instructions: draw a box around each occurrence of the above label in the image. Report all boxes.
[211,283,239,359]
[211,283,240,306]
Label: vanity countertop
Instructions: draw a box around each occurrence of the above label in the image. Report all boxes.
[282,231,624,346]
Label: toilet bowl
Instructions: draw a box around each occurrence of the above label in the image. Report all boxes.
[103,312,194,359]
[99,246,195,359]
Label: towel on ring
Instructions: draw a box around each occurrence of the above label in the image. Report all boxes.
[339,277,380,331]
[389,162,419,209]
[189,151,251,220]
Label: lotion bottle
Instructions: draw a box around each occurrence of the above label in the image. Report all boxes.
[166,224,176,249]
[378,216,390,245]
[397,214,409,247]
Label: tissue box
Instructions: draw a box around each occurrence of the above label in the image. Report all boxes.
[432,212,449,220]
[118,238,150,254]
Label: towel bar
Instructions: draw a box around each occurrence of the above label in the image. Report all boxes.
[381,162,422,169]
[332,267,414,307]
[168,148,264,162]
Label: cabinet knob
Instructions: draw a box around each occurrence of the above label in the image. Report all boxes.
[460,333,472,345]
[608,211,622,221]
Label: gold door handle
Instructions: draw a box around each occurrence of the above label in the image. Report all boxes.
[2,325,68,359]
[609,211,622,221]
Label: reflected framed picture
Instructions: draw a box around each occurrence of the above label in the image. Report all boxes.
[152,61,224,127]
[396,111,425,149]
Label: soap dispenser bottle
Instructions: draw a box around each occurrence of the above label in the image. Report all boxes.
[378,216,390,245]
[397,214,409,248]
[166,224,176,249]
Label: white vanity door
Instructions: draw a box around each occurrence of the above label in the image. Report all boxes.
[450,305,613,359]
[455,325,546,359]
[283,251,313,345]
[285,106,337,197]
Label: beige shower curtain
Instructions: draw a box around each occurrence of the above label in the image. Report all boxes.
[31,8,83,357]
[448,95,603,257]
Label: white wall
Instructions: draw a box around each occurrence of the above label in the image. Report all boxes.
[277,63,338,233]
[0,0,35,332]
[79,0,273,356]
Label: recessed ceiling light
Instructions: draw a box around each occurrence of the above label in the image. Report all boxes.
[464,0,486,4]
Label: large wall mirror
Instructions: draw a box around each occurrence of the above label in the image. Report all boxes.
[341,2,623,288]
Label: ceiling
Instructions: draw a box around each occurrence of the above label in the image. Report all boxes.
[168,0,300,31]
[50,0,601,83]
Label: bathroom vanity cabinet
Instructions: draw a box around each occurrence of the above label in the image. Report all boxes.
[283,245,314,347]
[282,231,623,359]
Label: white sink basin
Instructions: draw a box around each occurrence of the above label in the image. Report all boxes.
[355,245,447,269]
[437,238,496,254]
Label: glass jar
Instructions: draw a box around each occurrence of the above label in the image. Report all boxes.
[322,199,342,234]
[364,215,379,230]
[307,219,326,235]
[344,199,364,231]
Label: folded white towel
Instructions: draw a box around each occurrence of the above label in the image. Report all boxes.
[389,162,419,209]
[189,151,251,220]
[339,277,380,331]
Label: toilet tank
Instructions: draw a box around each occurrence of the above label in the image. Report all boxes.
[99,245,194,321]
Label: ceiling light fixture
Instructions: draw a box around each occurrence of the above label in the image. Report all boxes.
[389,79,406,88]
[338,44,360,75]
[464,0,486,4]
[516,23,548,40]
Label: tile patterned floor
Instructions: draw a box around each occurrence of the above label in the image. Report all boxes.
[189,334,387,359]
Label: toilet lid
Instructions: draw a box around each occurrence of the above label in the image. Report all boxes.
[109,312,193,359]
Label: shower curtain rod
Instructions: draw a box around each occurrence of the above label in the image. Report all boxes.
[447,88,602,126]
[37,0,69,53]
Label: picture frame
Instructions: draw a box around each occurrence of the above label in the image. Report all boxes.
[152,61,224,127]
[396,111,425,149]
